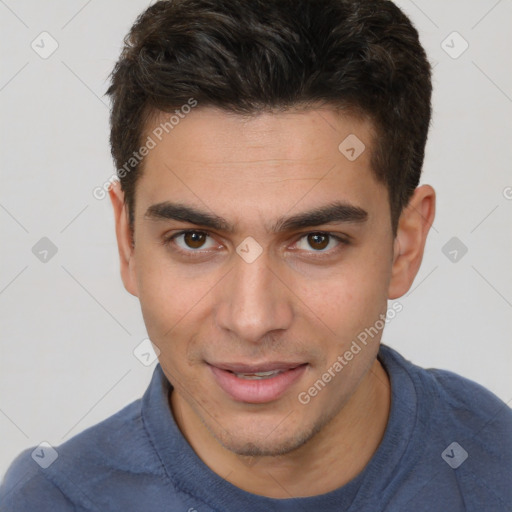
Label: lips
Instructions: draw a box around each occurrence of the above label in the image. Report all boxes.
[232,369,285,380]
[212,361,304,373]
[208,361,307,403]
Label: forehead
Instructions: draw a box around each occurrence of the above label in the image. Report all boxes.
[145,105,374,166]
[135,106,387,230]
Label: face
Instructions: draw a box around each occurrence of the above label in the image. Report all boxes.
[114,106,401,456]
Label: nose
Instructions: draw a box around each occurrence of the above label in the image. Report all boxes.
[214,250,294,344]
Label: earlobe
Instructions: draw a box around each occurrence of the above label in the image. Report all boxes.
[388,185,436,299]
[108,181,139,297]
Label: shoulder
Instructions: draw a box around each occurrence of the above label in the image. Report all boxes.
[0,398,165,511]
[381,344,512,509]
[0,449,78,511]
[382,344,512,434]
[415,357,512,438]
[422,364,512,469]
[428,366,511,417]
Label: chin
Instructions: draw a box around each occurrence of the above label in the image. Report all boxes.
[205,413,327,458]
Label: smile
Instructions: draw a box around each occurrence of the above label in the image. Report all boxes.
[232,369,284,380]
[208,362,308,403]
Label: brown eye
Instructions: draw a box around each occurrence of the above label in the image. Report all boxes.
[307,233,329,250]
[165,230,218,255]
[183,231,207,249]
[294,232,346,254]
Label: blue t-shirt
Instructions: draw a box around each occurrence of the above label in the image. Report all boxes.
[1,344,511,511]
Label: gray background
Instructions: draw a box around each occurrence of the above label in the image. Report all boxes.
[1,0,511,478]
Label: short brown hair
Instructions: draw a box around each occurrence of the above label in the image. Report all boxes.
[107,0,432,235]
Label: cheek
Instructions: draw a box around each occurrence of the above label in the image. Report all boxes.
[137,271,202,390]
[134,241,186,321]
[134,247,220,371]
[301,254,391,340]
[135,250,191,344]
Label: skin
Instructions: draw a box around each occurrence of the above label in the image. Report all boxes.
[109,106,435,498]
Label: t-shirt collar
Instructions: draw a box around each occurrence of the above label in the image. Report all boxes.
[141,344,422,511]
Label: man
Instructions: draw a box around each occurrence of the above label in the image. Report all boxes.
[1,0,510,510]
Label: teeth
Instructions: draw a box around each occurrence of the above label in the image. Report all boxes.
[234,370,283,380]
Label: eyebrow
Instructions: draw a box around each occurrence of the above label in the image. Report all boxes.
[144,201,368,233]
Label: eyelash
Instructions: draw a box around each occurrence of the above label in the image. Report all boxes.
[162,230,350,258]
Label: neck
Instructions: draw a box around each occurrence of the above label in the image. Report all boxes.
[171,358,390,498]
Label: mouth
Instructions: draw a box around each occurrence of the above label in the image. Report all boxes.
[208,361,308,403]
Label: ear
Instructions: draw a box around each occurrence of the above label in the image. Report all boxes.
[109,180,139,297]
[388,185,436,299]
